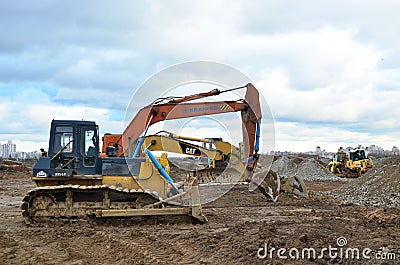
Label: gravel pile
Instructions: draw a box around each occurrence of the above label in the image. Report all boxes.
[327,157,400,208]
[270,156,346,182]
[270,156,297,176]
[296,158,345,181]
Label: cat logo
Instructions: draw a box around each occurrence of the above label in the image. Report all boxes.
[185,147,197,155]
[36,170,47,178]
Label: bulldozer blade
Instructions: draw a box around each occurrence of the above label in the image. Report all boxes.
[281,175,308,198]
[255,170,281,202]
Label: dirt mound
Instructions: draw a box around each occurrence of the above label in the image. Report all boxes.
[0,160,30,172]
[270,156,345,182]
[328,157,400,208]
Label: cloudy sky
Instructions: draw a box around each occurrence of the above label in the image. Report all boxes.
[0,0,399,153]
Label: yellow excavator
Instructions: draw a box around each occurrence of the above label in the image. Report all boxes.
[22,83,305,223]
[143,131,308,201]
[328,147,374,178]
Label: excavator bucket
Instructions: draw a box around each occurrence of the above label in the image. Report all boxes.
[281,175,308,198]
[251,170,308,201]
[254,170,281,202]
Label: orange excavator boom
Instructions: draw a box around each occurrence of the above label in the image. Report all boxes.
[102,83,262,170]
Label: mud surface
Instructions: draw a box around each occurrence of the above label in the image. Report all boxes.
[0,165,399,264]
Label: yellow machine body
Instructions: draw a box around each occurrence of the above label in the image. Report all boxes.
[328,148,373,178]
[143,133,308,199]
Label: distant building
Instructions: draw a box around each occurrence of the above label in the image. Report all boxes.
[392,146,399,156]
[1,140,16,158]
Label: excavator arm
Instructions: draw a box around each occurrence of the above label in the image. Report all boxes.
[102,83,262,171]
[101,83,307,201]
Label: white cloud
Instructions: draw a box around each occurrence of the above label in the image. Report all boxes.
[0,1,399,152]
[0,88,123,152]
[275,121,399,152]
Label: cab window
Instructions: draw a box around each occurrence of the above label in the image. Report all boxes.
[54,126,74,153]
[82,129,96,167]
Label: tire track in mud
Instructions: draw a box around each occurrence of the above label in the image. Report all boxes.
[1,229,72,264]
[93,228,204,265]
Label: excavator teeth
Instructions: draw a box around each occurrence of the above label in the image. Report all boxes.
[281,176,308,198]
[123,188,129,193]
[255,170,281,202]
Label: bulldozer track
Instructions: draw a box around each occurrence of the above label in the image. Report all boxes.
[21,184,162,223]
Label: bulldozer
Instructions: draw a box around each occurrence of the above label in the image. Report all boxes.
[23,119,206,223]
[328,147,374,178]
[22,83,306,223]
[142,131,308,201]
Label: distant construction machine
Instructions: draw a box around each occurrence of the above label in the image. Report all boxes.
[328,147,374,178]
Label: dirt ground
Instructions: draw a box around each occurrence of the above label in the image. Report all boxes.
[0,165,399,264]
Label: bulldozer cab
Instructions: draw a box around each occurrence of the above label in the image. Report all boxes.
[333,152,347,163]
[349,149,366,161]
[33,120,101,178]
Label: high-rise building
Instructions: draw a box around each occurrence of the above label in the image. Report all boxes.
[316,146,321,153]
[393,146,399,155]
[1,140,16,158]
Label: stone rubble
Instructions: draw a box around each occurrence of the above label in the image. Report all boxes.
[269,156,346,182]
[327,157,400,208]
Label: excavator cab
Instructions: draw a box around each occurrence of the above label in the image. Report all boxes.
[33,120,101,179]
